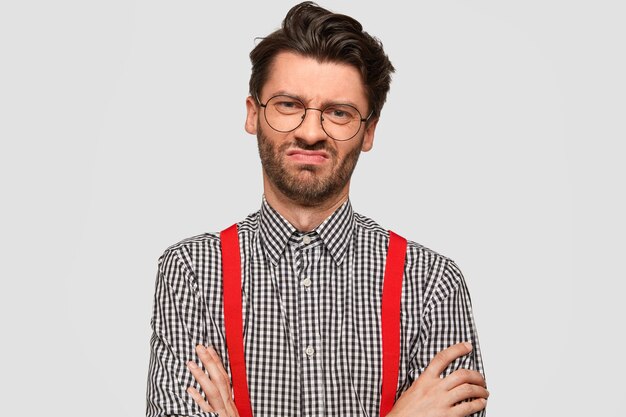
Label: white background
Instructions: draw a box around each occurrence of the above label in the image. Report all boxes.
[1,0,624,416]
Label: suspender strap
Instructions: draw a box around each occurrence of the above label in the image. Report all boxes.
[220,225,406,417]
[220,224,253,417]
[379,231,408,416]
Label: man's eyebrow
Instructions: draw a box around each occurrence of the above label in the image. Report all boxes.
[264,90,302,100]
[319,98,362,110]
[267,90,363,109]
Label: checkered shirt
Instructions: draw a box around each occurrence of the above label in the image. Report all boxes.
[146,198,485,417]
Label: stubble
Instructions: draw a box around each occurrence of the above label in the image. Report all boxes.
[257,125,363,206]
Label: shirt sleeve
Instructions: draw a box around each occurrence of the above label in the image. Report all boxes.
[146,248,218,417]
[412,260,486,416]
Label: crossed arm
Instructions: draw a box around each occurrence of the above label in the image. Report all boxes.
[186,342,488,417]
[148,247,487,416]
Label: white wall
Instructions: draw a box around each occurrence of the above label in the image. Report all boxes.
[1,1,624,415]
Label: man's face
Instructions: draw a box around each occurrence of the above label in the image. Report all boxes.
[245,51,378,206]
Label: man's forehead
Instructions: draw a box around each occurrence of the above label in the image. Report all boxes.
[261,51,368,105]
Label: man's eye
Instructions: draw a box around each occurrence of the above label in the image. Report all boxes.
[276,101,302,109]
[325,106,355,121]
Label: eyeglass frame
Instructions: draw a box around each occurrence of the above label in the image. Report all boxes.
[255,94,374,141]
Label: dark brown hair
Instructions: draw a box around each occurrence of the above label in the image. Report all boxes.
[249,1,395,120]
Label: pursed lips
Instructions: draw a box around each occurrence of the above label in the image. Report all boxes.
[286,149,330,165]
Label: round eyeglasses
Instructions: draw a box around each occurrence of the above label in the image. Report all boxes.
[257,94,372,141]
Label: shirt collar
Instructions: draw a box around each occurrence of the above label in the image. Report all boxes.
[314,199,354,265]
[259,198,296,266]
[258,197,355,266]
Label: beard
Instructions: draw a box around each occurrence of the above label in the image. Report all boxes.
[257,124,363,206]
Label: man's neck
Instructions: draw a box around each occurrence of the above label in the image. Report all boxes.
[263,186,350,233]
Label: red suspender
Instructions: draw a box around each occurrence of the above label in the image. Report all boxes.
[220,225,406,417]
[220,224,253,417]
[379,231,407,416]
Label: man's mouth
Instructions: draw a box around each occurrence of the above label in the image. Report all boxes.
[286,149,330,165]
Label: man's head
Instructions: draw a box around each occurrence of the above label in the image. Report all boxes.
[245,2,394,207]
[249,1,394,121]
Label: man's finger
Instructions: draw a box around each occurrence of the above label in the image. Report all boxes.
[196,344,213,369]
[199,346,233,410]
[447,383,489,406]
[187,386,213,413]
[205,346,239,416]
[423,342,473,377]
[207,346,231,388]
[452,397,488,417]
[187,360,211,389]
[442,368,486,391]
[187,360,227,411]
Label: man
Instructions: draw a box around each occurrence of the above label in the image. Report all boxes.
[146,2,487,416]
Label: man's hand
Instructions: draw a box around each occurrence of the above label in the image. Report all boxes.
[186,345,240,417]
[387,342,488,417]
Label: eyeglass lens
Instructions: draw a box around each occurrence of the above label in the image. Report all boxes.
[263,95,364,141]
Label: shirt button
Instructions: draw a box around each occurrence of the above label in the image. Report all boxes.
[302,277,312,288]
[305,345,315,357]
[302,235,311,245]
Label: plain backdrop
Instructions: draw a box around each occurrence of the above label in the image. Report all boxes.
[1,0,624,416]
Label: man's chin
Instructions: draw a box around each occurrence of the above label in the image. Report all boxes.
[295,165,323,175]
[281,164,328,180]
[273,175,334,203]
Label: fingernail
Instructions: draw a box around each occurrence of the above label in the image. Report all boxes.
[196,345,206,353]
[463,342,472,350]
[187,361,198,369]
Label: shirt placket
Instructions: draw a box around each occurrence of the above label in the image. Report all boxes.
[293,235,324,416]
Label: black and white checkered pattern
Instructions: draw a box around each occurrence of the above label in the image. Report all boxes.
[146,198,485,417]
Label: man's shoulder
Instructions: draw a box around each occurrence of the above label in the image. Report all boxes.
[353,212,456,269]
[161,231,220,255]
[354,212,467,297]
[159,210,261,260]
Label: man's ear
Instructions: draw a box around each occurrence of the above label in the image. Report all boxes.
[361,118,378,152]
[245,96,259,135]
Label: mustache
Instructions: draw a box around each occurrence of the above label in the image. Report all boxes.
[280,138,337,155]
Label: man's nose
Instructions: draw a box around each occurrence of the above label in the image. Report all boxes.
[294,108,328,144]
